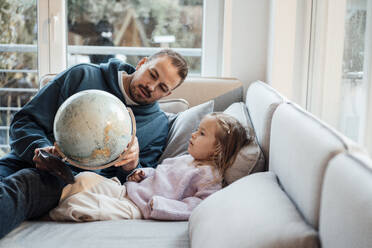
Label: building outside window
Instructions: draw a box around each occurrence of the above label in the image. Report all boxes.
[0,0,38,156]
[67,0,203,75]
[339,0,368,144]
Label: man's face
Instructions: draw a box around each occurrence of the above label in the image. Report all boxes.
[129,56,181,105]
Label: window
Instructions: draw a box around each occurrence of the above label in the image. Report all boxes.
[67,0,203,75]
[339,0,368,143]
[308,0,372,152]
[0,0,211,156]
[0,0,38,155]
[268,0,372,154]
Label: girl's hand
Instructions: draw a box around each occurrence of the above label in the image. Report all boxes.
[127,169,145,182]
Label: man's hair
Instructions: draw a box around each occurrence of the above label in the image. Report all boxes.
[148,49,188,87]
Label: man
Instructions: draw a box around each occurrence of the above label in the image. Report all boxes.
[0,49,188,238]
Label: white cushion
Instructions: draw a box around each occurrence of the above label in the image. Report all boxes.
[189,172,319,248]
[163,77,242,108]
[159,98,189,114]
[319,152,372,248]
[245,81,285,167]
[270,103,356,229]
[223,102,265,184]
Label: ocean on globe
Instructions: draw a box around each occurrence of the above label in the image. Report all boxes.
[53,90,133,168]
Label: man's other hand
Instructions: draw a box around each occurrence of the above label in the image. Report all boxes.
[114,136,139,171]
[33,146,60,170]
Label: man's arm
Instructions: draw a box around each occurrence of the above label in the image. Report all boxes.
[10,80,62,163]
[9,66,86,164]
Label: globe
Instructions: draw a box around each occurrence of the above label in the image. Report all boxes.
[53,90,133,169]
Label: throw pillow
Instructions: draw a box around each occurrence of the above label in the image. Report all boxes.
[223,102,265,185]
[189,172,319,248]
[158,100,214,163]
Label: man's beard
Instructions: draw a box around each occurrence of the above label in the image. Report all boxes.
[129,84,151,104]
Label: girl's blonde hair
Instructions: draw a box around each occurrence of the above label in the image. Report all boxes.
[209,113,252,177]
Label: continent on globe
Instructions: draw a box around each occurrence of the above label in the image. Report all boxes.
[53,90,134,169]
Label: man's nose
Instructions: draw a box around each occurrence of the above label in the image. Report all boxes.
[146,81,157,92]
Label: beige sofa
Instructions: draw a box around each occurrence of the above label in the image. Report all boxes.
[1,78,372,248]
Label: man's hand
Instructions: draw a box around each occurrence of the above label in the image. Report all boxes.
[33,146,60,170]
[127,169,145,183]
[32,146,75,184]
[114,136,139,171]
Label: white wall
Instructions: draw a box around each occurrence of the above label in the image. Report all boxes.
[222,0,270,92]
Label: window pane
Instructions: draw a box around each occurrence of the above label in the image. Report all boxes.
[340,0,367,143]
[0,0,38,156]
[67,0,203,75]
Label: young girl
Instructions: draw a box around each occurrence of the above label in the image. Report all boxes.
[49,113,251,221]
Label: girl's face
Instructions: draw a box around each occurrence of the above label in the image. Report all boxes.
[188,116,218,161]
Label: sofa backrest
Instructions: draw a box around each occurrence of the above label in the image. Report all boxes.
[269,102,357,229]
[245,81,286,169]
[164,77,243,111]
[319,152,372,248]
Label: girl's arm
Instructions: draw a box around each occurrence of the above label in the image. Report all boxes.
[148,182,221,220]
[126,167,156,182]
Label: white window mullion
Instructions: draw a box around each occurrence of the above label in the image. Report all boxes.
[202,0,224,77]
[307,0,347,128]
[267,0,298,99]
[37,0,67,80]
[49,0,67,74]
[37,0,50,79]
[363,0,372,154]
[266,0,312,108]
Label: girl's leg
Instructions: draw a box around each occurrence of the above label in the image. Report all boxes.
[50,177,142,221]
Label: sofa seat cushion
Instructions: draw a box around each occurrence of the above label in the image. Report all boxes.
[189,172,319,248]
[0,220,189,248]
[319,153,372,248]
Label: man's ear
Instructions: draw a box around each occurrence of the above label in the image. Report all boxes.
[136,57,148,70]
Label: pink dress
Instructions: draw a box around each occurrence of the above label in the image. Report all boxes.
[49,155,222,221]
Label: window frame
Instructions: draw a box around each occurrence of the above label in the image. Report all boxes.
[37,0,219,78]
[37,0,67,79]
[362,0,372,154]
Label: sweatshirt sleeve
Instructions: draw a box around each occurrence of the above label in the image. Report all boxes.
[9,66,85,164]
[140,167,156,178]
[9,78,62,163]
[125,167,156,181]
[148,182,221,221]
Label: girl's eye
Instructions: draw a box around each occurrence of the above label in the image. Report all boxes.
[149,71,156,79]
[200,131,205,136]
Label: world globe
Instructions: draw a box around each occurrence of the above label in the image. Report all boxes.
[53,90,134,169]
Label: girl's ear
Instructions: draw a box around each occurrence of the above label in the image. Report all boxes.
[136,57,148,70]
